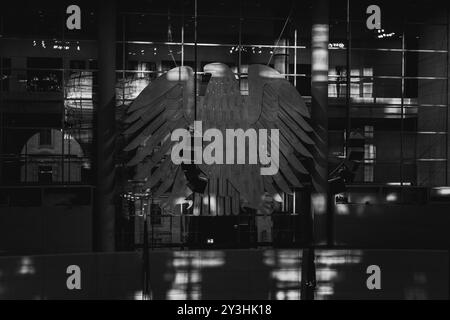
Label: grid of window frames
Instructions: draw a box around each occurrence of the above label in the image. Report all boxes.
[115,0,450,248]
[0,1,97,187]
[1,0,449,246]
[329,0,450,186]
[115,0,316,248]
[117,0,450,191]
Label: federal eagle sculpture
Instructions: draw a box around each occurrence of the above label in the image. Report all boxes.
[123,63,322,215]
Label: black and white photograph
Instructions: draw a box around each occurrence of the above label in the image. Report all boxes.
[0,0,449,306]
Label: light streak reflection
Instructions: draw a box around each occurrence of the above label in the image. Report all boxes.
[165,251,225,300]
[315,250,363,300]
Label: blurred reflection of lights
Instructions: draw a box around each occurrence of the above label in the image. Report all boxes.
[264,250,302,300]
[200,258,223,267]
[263,250,276,266]
[174,271,201,285]
[276,290,300,300]
[164,250,367,300]
[209,196,217,214]
[271,270,300,283]
[387,182,412,186]
[311,24,329,83]
[386,193,398,202]
[167,289,188,300]
[404,288,428,300]
[17,257,35,275]
[352,97,416,106]
[315,285,334,298]
[316,268,338,282]
[202,250,224,260]
[276,291,285,300]
[315,250,364,299]
[166,251,225,300]
[286,291,300,300]
[133,290,143,300]
[316,250,362,265]
[263,250,300,266]
[312,193,327,214]
[404,273,428,300]
[172,252,201,268]
[434,187,450,196]
[384,106,399,115]
[275,281,298,290]
[335,204,349,215]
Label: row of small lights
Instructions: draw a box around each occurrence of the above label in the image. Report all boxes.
[377,29,396,39]
[32,39,81,51]
[328,42,345,49]
[29,39,392,55]
[128,47,158,56]
[122,191,151,201]
[229,46,271,55]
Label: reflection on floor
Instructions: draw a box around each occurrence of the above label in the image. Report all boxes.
[147,249,448,300]
[315,250,448,300]
[315,250,363,299]
[0,249,447,299]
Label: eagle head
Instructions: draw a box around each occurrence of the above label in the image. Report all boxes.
[204,62,235,79]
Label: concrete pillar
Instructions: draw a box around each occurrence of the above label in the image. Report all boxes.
[448,14,450,186]
[95,0,117,251]
[310,0,330,245]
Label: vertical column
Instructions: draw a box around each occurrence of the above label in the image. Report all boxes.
[274,39,288,75]
[310,0,330,244]
[0,46,3,184]
[95,0,117,252]
[301,0,330,301]
[447,8,450,186]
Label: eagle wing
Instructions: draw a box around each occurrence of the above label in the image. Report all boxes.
[246,64,322,200]
[123,66,195,210]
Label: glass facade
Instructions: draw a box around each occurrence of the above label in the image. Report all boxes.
[1,0,450,250]
[0,1,98,187]
[329,0,450,186]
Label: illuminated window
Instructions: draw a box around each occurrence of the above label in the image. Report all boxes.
[328,67,373,98]
[364,126,375,182]
[362,68,373,98]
